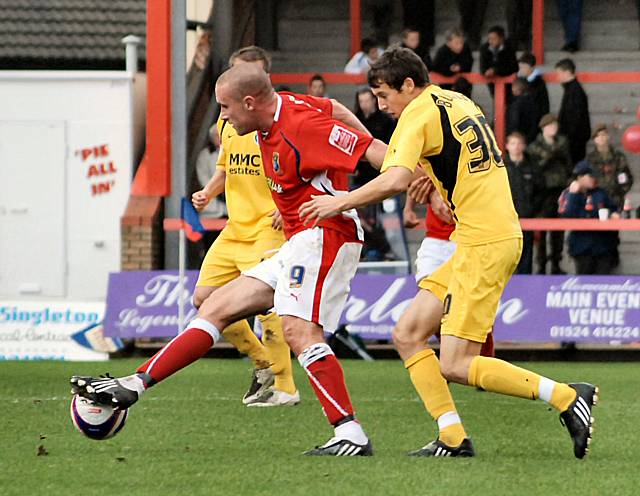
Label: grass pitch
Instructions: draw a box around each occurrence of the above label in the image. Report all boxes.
[0,359,637,496]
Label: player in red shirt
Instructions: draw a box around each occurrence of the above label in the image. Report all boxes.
[71,63,387,457]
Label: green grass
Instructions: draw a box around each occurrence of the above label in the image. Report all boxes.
[0,359,637,496]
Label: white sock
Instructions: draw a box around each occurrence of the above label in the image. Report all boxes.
[119,374,146,396]
[437,411,462,430]
[334,420,368,445]
[538,377,557,403]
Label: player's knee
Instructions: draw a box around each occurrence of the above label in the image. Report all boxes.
[282,321,302,353]
[193,287,216,310]
[438,358,465,384]
[392,325,415,351]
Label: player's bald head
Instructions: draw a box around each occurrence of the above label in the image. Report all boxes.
[216,63,273,102]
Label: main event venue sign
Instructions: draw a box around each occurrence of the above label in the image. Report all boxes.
[103,272,640,343]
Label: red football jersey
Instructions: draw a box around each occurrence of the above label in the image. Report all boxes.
[258,93,374,240]
[425,204,455,241]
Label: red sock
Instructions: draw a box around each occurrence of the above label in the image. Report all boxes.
[298,343,354,425]
[481,331,495,358]
[137,327,214,384]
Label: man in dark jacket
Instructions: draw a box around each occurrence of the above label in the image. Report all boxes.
[506,78,539,144]
[479,25,518,99]
[432,28,473,90]
[556,58,591,165]
[505,132,545,274]
[518,52,549,126]
[558,161,620,274]
[527,114,573,274]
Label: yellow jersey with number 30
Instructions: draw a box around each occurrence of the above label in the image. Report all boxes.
[381,85,522,246]
[216,118,278,241]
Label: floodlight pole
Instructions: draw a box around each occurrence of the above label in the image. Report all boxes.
[167,0,188,331]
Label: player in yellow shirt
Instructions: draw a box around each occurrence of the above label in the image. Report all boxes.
[192,46,297,406]
[299,47,598,458]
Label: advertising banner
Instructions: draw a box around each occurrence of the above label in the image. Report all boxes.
[104,272,640,344]
[0,301,121,361]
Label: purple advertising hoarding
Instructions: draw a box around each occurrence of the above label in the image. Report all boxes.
[104,272,640,343]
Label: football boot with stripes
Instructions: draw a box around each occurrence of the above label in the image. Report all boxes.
[560,382,598,459]
[303,438,373,457]
[408,437,475,457]
[70,374,140,410]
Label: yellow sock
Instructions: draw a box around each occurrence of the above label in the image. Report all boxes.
[258,313,296,394]
[405,349,466,447]
[467,356,577,411]
[222,320,271,370]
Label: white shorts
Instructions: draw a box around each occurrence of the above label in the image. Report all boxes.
[244,227,362,332]
[415,236,457,283]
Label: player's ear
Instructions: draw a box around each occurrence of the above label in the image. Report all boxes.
[243,95,255,111]
[402,77,415,94]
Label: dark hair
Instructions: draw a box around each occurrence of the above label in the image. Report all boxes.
[451,76,472,98]
[518,52,536,66]
[368,46,429,91]
[309,73,325,85]
[361,37,378,53]
[592,123,608,139]
[229,45,272,73]
[506,131,526,143]
[512,77,529,93]
[488,25,506,39]
[555,58,576,73]
[354,86,376,116]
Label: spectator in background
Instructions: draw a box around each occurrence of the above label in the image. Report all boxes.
[344,38,384,74]
[457,0,488,50]
[402,0,436,49]
[558,161,620,274]
[506,0,532,50]
[479,25,518,98]
[452,76,473,99]
[556,58,591,164]
[506,78,539,144]
[307,74,327,98]
[518,52,549,125]
[527,113,573,274]
[556,0,583,52]
[352,87,396,261]
[586,124,634,210]
[432,28,473,90]
[401,28,432,70]
[504,132,545,274]
[369,0,392,45]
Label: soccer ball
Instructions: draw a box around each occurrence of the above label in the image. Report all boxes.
[70,395,128,440]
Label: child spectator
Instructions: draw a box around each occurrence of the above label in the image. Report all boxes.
[558,161,620,274]
[518,52,549,126]
[432,28,473,90]
[556,58,591,164]
[307,74,327,98]
[527,114,573,274]
[401,28,432,70]
[586,124,634,210]
[479,25,518,98]
[504,132,545,274]
[344,38,384,74]
[506,78,539,144]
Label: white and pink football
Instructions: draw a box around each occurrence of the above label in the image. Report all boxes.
[70,395,128,440]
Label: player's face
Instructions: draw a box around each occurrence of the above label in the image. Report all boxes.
[216,83,256,136]
[371,82,414,119]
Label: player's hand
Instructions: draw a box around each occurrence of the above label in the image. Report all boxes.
[568,180,580,193]
[269,209,283,230]
[430,189,454,224]
[450,63,461,73]
[192,190,211,212]
[298,195,342,228]
[408,176,434,205]
[403,208,420,228]
[610,212,621,220]
[484,68,495,78]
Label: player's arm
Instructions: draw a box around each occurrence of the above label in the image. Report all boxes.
[192,168,226,212]
[330,99,372,136]
[299,164,413,227]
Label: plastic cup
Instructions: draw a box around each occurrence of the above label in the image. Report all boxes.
[598,208,609,221]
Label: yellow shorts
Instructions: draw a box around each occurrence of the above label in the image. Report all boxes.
[197,228,285,287]
[418,237,522,343]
